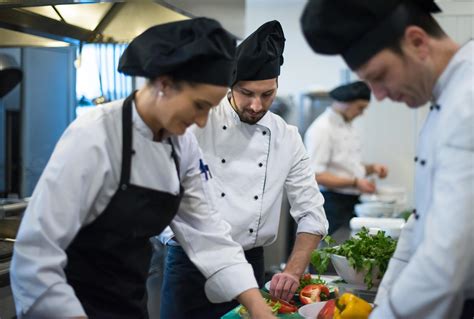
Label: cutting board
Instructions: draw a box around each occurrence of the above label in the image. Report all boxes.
[221,308,303,319]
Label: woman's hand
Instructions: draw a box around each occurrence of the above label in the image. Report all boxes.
[236,288,277,319]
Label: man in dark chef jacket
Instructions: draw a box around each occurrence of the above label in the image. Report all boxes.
[10,18,277,319]
[304,81,389,234]
[157,20,328,318]
[301,0,473,318]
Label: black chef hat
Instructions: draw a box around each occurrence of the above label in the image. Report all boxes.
[301,0,441,70]
[329,81,371,102]
[232,20,285,85]
[118,17,236,86]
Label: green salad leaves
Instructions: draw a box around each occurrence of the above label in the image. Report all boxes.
[311,227,397,289]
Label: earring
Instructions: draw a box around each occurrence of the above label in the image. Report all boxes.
[158,91,164,98]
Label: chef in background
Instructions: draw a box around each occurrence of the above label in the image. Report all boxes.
[301,0,474,318]
[10,18,276,319]
[304,81,388,234]
[157,20,328,319]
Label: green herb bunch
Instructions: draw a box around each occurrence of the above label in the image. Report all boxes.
[311,227,397,289]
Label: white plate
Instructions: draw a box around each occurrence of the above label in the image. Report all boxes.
[298,301,327,318]
[264,275,339,292]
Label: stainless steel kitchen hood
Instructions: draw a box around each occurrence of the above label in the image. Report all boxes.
[0,1,188,47]
[0,0,245,47]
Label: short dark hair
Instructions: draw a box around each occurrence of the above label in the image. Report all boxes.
[387,1,447,55]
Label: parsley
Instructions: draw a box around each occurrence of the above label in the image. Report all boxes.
[311,227,397,289]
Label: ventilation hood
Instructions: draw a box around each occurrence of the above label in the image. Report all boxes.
[0,0,245,47]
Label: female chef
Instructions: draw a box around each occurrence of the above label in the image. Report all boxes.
[10,18,275,319]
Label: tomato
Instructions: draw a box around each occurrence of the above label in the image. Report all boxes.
[299,284,331,304]
[317,299,335,319]
[302,273,312,281]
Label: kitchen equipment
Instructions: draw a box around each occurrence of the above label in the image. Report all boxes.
[360,185,408,217]
[0,54,22,98]
[0,241,13,262]
[354,202,394,218]
[350,217,405,239]
[0,198,28,219]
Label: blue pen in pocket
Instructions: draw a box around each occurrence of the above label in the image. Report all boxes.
[199,159,212,180]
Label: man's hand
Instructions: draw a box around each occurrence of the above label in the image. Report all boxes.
[372,164,388,178]
[356,178,376,193]
[269,272,299,301]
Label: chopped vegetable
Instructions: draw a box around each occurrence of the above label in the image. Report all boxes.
[299,284,331,304]
[277,299,298,314]
[237,298,280,317]
[297,272,327,293]
[236,296,298,317]
[311,227,397,289]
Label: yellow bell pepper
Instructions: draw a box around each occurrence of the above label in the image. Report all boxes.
[334,293,372,319]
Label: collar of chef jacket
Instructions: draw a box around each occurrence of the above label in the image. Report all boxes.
[222,95,273,130]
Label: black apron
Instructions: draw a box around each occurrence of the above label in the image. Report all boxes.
[65,93,184,319]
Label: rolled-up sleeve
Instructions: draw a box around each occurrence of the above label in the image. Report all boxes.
[170,135,258,303]
[285,132,328,236]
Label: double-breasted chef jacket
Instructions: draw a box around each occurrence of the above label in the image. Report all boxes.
[11,97,257,318]
[371,41,474,319]
[161,96,328,250]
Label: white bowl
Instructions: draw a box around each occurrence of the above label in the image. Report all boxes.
[377,185,406,196]
[298,301,327,318]
[377,186,407,203]
[359,194,397,204]
[330,254,381,286]
[350,217,405,238]
[354,202,394,218]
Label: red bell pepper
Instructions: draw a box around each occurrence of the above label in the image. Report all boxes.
[317,299,336,319]
[299,284,331,304]
[268,298,298,314]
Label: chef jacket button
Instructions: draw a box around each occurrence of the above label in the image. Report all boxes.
[254,195,258,200]
[414,156,418,162]
[249,228,254,233]
[420,159,426,166]
[262,131,267,136]
[258,163,263,167]
[221,158,226,163]
[121,184,127,191]
[221,192,225,197]
[131,149,136,155]
[412,209,419,220]
[222,125,227,130]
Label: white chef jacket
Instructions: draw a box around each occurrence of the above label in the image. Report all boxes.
[371,41,474,318]
[161,96,328,251]
[10,99,257,318]
[304,107,366,195]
